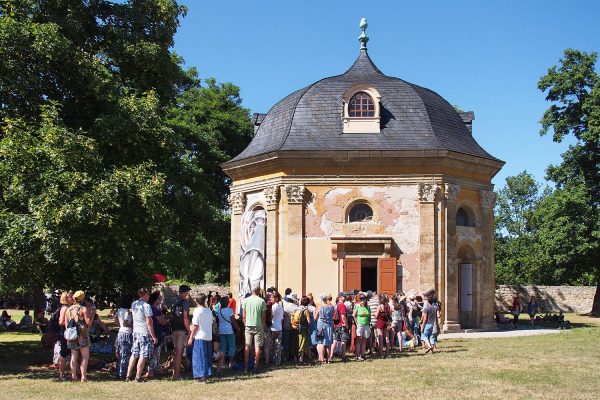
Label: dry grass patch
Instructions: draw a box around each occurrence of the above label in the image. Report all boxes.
[0,314,598,399]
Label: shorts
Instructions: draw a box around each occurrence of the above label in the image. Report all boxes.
[59,335,70,358]
[131,333,154,359]
[245,326,264,350]
[333,326,350,342]
[171,330,187,350]
[422,324,436,346]
[356,325,370,339]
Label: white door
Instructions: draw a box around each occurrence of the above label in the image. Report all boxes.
[460,263,473,312]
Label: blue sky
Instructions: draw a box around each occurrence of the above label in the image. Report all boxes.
[174,0,599,189]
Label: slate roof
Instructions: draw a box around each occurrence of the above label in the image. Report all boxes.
[228,50,500,164]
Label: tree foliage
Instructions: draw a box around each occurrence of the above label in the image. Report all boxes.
[0,0,253,306]
[495,49,599,315]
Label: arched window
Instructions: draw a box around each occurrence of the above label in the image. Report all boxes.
[348,203,373,222]
[456,207,476,227]
[348,92,375,118]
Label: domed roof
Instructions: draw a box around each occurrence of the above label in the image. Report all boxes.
[228,50,499,164]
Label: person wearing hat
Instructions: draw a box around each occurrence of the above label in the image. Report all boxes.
[170,284,191,380]
[66,290,93,382]
[56,290,74,380]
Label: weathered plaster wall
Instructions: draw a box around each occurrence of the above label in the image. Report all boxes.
[304,185,421,293]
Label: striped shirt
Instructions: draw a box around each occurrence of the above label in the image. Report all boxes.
[368,296,379,325]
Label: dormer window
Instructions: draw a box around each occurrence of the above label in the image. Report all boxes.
[349,92,375,117]
[343,84,381,133]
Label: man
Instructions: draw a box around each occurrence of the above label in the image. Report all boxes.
[420,291,440,354]
[170,284,191,380]
[332,294,349,362]
[227,292,237,316]
[284,287,292,301]
[243,286,266,373]
[282,293,299,363]
[126,288,158,382]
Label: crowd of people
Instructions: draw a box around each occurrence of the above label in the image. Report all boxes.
[39,284,442,383]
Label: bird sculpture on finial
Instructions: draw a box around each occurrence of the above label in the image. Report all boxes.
[358,17,369,50]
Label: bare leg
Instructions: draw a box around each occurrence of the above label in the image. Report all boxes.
[79,346,90,381]
[58,356,66,378]
[329,341,336,362]
[126,356,138,380]
[317,344,325,363]
[136,357,147,380]
[70,350,80,381]
[173,347,183,378]
[244,344,251,371]
[253,347,261,371]
[397,331,403,351]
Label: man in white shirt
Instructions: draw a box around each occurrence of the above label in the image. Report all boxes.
[126,288,158,382]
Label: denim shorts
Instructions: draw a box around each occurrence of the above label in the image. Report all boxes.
[422,324,436,346]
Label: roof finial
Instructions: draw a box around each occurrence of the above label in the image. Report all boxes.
[358,17,369,50]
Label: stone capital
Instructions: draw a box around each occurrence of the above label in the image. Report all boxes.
[227,192,246,215]
[480,190,496,209]
[444,183,460,202]
[264,185,280,210]
[285,185,307,204]
[418,183,440,203]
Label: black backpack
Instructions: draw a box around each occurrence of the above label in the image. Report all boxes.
[48,305,65,335]
[170,298,186,331]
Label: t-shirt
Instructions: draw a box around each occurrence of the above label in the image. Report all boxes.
[192,307,213,341]
[271,302,284,332]
[217,307,235,335]
[335,302,347,327]
[228,297,237,314]
[19,315,33,325]
[355,305,370,327]
[117,307,132,334]
[151,306,165,342]
[282,300,299,330]
[171,296,190,332]
[131,299,153,335]
[243,295,266,328]
[368,296,380,325]
[423,303,439,326]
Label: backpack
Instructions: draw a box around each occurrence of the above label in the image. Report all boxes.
[291,307,306,330]
[48,305,65,336]
[64,306,81,341]
[170,298,186,331]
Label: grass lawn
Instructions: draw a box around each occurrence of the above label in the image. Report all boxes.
[0,313,599,400]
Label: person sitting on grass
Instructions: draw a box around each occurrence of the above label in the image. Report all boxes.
[18,309,34,331]
[33,310,48,333]
[2,310,17,330]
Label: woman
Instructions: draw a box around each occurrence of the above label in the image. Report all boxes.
[66,290,93,382]
[391,295,406,351]
[217,296,239,368]
[315,293,335,365]
[306,293,317,355]
[57,291,74,380]
[188,294,214,384]
[114,294,133,380]
[353,295,370,361]
[297,296,312,365]
[511,296,522,328]
[147,291,168,378]
[527,296,539,327]
[270,291,284,365]
[375,294,392,358]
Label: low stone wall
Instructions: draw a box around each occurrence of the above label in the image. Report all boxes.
[154,283,230,306]
[495,285,596,314]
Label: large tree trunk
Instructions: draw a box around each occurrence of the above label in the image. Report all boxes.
[591,277,600,317]
[33,286,46,317]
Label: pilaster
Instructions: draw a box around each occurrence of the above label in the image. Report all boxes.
[443,183,462,332]
[227,192,246,298]
[281,185,307,295]
[480,190,497,329]
[418,183,440,293]
[264,185,280,289]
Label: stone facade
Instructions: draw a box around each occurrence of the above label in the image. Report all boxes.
[495,285,596,314]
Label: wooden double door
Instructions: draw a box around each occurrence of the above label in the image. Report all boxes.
[343,257,396,294]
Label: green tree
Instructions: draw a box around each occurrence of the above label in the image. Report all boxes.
[538,49,600,315]
[0,0,253,311]
[494,171,545,284]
